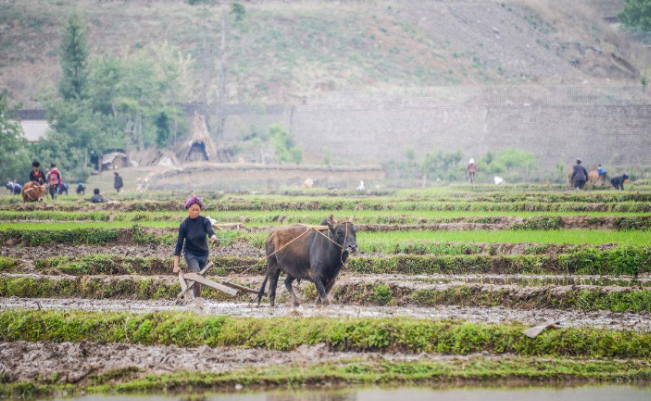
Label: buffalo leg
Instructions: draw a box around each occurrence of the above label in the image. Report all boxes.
[313,279,330,306]
[284,276,301,307]
[268,268,281,307]
[256,275,268,306]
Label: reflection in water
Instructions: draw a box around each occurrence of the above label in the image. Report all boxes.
[267,392,355,401]
[52,385,651,401]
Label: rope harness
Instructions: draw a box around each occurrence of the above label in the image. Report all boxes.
[23,184,47,201]
[238,222,353,276]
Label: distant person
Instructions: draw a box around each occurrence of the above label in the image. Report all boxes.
[5,182,21,195]
[467,158,477,184]
[357,180,365,191]
[611,174,629,191]
[90,188,107,203]
[597,164,608,185]
[29,160,45,185]
[47,163,63,200]
[571,159,588,190]
[114,172,124,193]
[57,182,69,196]
[76,183,86,196]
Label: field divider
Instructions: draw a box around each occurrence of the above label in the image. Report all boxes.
[4,249,648,277]
[1,310,651,358]
[2,274,651,312]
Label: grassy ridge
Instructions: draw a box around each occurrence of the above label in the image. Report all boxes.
[2,276,651,311]
[1,311,650,358]
[2,358,651,399]
[12,246,651,276]
[5,198,651,213]
[2,226,651,248]
[215,200,651,213]
[1,210,650,226]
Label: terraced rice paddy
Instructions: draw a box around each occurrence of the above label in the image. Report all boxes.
[1,185,651,398]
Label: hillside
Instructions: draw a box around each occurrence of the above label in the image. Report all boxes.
[0,0,644,108]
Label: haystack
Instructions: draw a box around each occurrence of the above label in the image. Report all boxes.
[181,113,218,162]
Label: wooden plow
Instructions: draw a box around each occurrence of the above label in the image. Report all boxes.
[176,261,259,300]
[176,221,330,301]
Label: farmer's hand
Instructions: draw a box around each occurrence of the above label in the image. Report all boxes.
[210,234,218,244]
[173,256,181,274]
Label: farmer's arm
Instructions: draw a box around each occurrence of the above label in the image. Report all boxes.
[173,222,186,273]
[204,218,218,244]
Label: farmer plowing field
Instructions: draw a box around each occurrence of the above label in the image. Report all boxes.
[172,196,218,299]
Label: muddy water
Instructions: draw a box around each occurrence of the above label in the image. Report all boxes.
[2,297,650,331]
[50,386,651,401]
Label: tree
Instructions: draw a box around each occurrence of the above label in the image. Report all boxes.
[42,98,105,181]
[478,147,537,183]
[59,12,90,100]
[269,124,303,164]
[155,111,171,147]
[231,2,246,22]
[421,149,463,181]
[0,92,30,183]
[619,0,651,31]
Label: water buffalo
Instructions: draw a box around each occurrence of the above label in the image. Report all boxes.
[22,182,46,202]
[567,170,599,188]
[256,215,358,307]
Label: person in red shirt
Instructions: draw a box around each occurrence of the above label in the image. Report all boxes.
[467,158,477,184]
[47,163,63,200]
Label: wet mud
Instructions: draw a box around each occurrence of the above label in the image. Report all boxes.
[0,341,360,384]
[1,297,649,331]
[0,240,264,261]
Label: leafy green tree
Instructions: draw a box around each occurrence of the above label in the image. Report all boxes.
[291,147,304,164]
[619,0,651,31]
[231,2,246,22]
[421,149,463,181]
[0,92,30,183]
[479,147,537,182]
[155,111,171,147]
[59,12,89,100]
[269,124,303,164]
[322,147,333,165]
[41,98,105,181]
[405,147,416,162]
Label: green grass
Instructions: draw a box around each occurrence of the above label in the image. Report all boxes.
[1,225,648,249]
[1,210,649,227]
[3,275,651,311]
[2,310,651,358]
[0,221,176,230]
[360,230,651,247]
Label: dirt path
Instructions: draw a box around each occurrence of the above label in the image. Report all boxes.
[2,297,649,331]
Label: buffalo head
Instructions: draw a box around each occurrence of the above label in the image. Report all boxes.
[324,215,358,253]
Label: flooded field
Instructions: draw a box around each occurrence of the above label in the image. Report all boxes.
[1,187,651,398]
[50,385,651,401]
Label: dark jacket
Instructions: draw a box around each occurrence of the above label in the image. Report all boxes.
[91,194,106,203]
[174,216,216,257]
[611,175,626,190]
[29,170,44,184]
[571,164,588,182]
[114,175,124,189]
